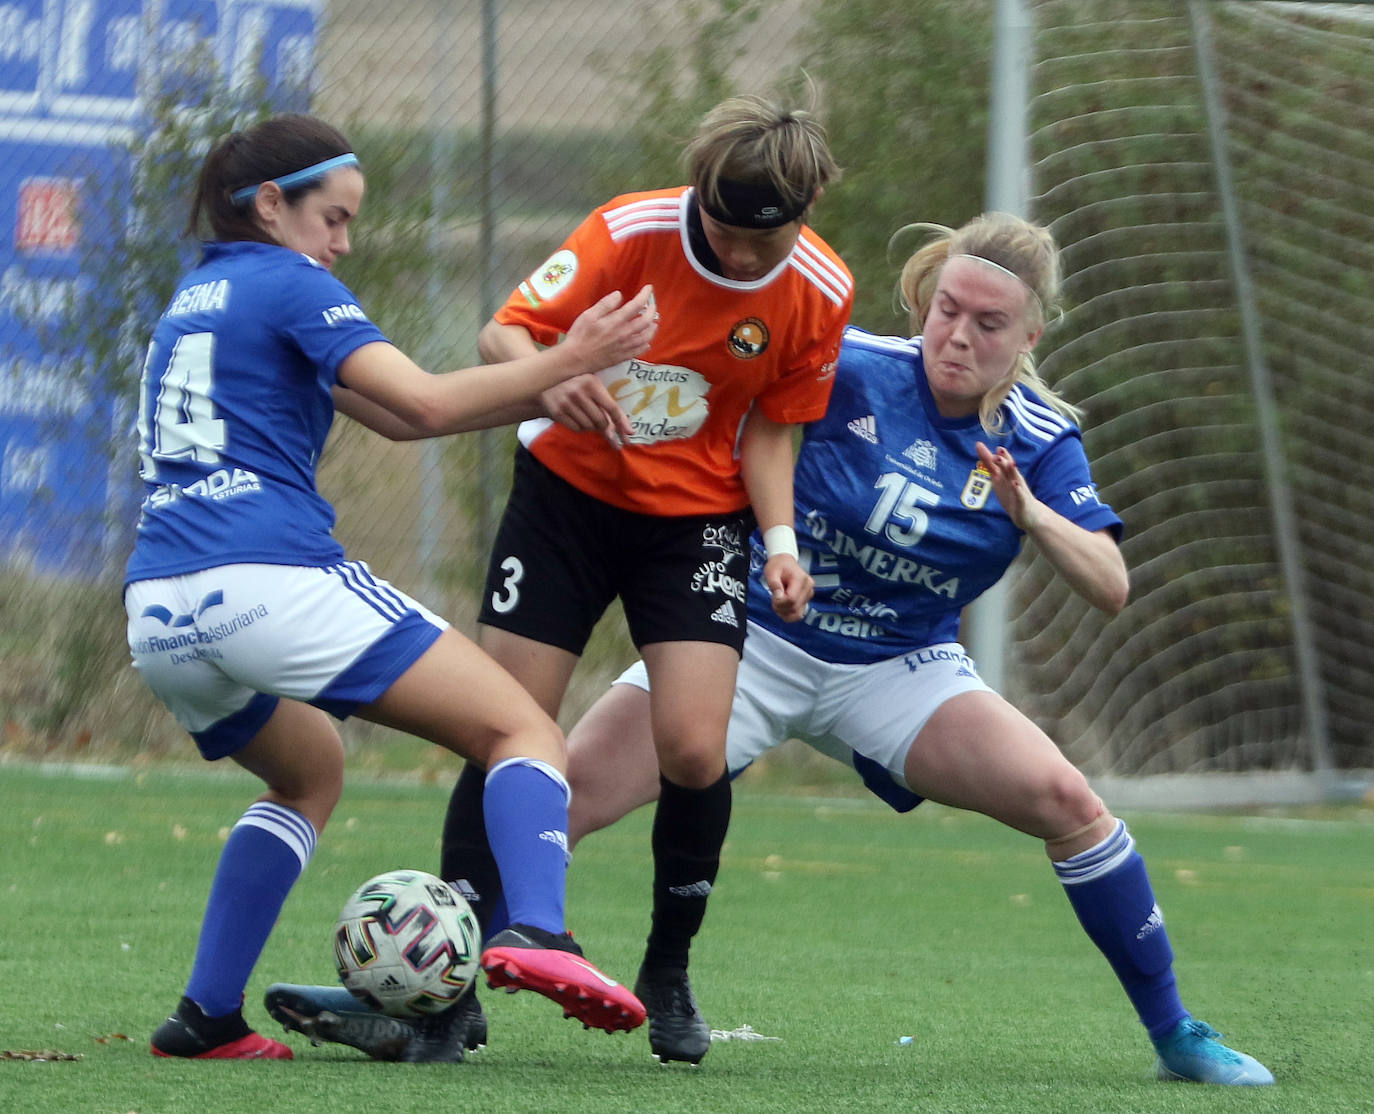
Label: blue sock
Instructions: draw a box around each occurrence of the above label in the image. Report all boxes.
[483,759,570,936]
[1054,819,1189,1040]
[184,802,317,1018]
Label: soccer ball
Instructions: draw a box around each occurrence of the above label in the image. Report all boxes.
[333,868,481,1019]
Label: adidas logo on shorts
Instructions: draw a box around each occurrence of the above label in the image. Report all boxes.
[709,601,738,627]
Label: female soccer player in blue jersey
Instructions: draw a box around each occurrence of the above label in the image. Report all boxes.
[264,213,1272,1082]
[553,212,1273,1085]
[124,113,657,1060]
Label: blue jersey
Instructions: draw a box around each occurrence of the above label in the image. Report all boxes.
[124,241,388,584]
[746,327,1123,664]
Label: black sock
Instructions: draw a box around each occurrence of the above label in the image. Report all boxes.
[643,770,731,972]
[152,996,250,1055]
[440,762,502,940]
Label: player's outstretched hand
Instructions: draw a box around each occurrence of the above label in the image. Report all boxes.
[975,441,1044,532]
[551,286,656,446]
[764,554,813,623]
[564,285,658,373]
[542,373,635,446]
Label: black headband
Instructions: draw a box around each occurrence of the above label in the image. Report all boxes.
[698,177,810,229]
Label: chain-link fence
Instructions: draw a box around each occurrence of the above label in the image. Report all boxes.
[1,0,1370,795]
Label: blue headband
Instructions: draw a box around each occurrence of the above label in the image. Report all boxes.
[230,153,359,206]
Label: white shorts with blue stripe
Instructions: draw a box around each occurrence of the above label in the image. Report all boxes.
[613,620,993,811]
[125,561,448,759]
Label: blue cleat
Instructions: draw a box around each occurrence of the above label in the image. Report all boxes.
[1152,1019,1274,1085]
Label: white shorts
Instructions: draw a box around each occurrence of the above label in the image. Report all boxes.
[614,621,992,811]
[125,561,448,760]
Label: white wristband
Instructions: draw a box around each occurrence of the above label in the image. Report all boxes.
[762,524,799,561]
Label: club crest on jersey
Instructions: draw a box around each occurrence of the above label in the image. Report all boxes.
[961,463,993,509]
[727,317,769,359]
[519,249,578,306]
[903,439,938,470]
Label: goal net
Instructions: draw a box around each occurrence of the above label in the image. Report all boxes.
[1010,0,1374,802]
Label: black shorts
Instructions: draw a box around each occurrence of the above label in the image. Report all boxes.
[478,448,754,655]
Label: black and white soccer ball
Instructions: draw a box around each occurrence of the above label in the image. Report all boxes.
[333,868,481,1019]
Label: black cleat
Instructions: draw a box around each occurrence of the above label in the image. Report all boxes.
[151,995,292,1059]
[264,983,485,1062]
[634,967,710,1065]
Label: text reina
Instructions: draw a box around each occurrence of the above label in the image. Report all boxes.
[165,279,229,317]
[163,282,368,328]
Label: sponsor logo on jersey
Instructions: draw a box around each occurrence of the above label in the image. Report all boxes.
[903,438,938,470]
[727,316,769,358]
[847,414,878,443]
[813,527,960,599]
[1069,484,1101,506]
[960,463,993,509]
[144,467,262,509]
[799,609,889,639]
[601,359,710,443]
[322,302,368,326]
[520,248,578,305]
[800,584,898,641]
[830,587,897,624]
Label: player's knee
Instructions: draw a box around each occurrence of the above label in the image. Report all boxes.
[263,771,341,834]
[1041,773,1112,855]
[479,715,566,772]
[658,747,727,789]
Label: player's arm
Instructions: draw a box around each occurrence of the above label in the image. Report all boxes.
[741,408,812,622]
[330,384,441,439]
[336,286,655,438]
[479,316,636,445]
[975,441,1128,613]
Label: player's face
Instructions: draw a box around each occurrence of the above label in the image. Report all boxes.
[921,255,1042,418]
[261,167,364,270]
[699,209,804,282]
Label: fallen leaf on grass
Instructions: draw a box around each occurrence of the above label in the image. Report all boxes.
[2,1049,84,1061]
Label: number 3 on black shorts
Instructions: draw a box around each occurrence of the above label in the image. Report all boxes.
[489,555,524,614]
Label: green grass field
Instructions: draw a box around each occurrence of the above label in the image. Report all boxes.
[1,762,1370,1114]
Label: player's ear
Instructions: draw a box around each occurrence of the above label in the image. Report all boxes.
[253,181,285,226]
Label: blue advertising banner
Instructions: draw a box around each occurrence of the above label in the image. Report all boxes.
[0,0,320,578]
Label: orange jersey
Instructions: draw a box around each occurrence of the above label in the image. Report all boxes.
[497,187,853,516]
